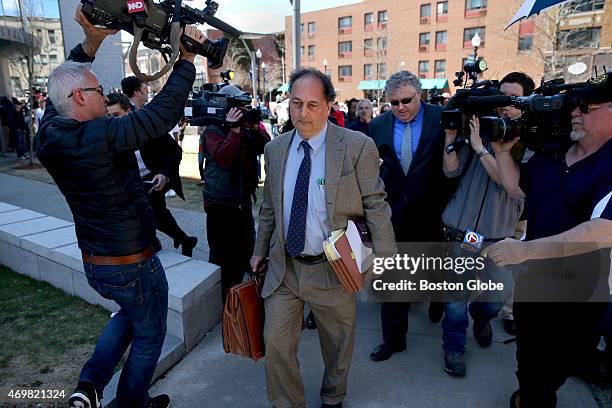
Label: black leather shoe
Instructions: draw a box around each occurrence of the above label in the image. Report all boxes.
[321,403,342,408]
[369,342,406,361]
[428,302,444,323]
[473,320,493,348]
[147,394,170,408]
[305,311,317,330]
[503,318,516,336]
[180,236,198,257]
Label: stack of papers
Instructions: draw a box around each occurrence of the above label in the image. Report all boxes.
[323,219,374,293]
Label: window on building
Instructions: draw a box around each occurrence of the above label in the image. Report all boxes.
[419,32,431,45]
[434,59,446,77]
[464,27,485,47]
[418,60,430,78]
[308,45,315,56]
[518,20,535,51]
[557,27,601,49]
[435,31,447,49]
[308,22,316,35]
[33,54,41,64]
[338,41,353,54]
[300,46,305,55]
[48,30,56,45]
[49,54,58,64]
[364,38,374,56]
[339,65,352,77]
[364,12,374,26]
[377,63,387,78]
[466,0,487,10]
[300,23,304,33]
[41,55,48,64]
[565,0,605,13]
[339,16,352,28]
[420,4,432,17]
[2,0,20,17]
[437,1,449,16]
[377,36,388,51]
[378,10,388,23]
[364,64,373,78]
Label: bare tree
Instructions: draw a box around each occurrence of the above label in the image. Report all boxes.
[224,38,252,92]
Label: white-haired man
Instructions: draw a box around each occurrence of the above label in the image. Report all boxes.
[35,7,204,408]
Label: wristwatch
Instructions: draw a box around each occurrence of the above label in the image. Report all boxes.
[477,147,490,158]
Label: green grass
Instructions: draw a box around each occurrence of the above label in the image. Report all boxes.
[0,265,111,394]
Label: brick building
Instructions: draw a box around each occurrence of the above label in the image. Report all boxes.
[284,0,611,101]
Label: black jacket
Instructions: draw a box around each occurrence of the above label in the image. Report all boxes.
[36,44,195,256]
[369,105,456,242]
[131,101,185,200]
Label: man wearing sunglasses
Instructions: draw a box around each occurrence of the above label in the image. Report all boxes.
[484,72,612,408]
[35,6,204,408]
[369,71,457,362]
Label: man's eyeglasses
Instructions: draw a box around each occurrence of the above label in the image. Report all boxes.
[578,103,605,114]
[389,95,417,107]
[68,85,104,98]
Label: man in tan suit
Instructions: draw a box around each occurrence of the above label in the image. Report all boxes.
[250,69,396,408]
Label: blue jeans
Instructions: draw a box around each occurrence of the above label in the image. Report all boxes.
[80,255,168,408]
[442,300,503,354]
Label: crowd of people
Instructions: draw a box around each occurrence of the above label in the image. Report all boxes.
[7,4,610,408]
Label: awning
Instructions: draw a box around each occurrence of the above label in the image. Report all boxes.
[277,83,289,92]
[357,80,386,90]
[420,78,449,90]
[357,78,450,91]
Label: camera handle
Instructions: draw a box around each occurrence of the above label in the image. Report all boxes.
[129,20,181,82]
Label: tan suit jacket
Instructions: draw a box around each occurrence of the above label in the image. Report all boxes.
[254,121,397,298]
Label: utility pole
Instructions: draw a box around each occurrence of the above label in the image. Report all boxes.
[291,0,301,72]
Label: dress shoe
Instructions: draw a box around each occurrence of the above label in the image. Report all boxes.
[175,236,198,257]
[305,311,317,329]
[369,342,406,361]
[147,394,171,408]
[428,301,444,323]
[444,352,466,377]
[321,403,342,408]
[473,320,493,348]
[503,318,516,336]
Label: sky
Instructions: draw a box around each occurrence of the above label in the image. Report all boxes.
[0,0,60,18]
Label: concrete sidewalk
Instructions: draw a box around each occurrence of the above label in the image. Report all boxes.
[0,171,602,408]
[149,301,597,408]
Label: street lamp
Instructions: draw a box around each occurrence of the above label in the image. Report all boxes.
[323,58,328,76]
[255,48,262,101]
[261,61,267,104]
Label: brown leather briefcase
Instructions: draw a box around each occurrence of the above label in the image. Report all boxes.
[222,274,265,361]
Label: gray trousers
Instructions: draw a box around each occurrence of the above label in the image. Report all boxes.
[264,257,356,408]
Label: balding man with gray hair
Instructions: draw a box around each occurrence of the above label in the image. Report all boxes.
[35,6,205,408]
[368,70,457,362]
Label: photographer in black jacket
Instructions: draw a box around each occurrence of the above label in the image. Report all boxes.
[35,7,201,408]
[202,85,270,300]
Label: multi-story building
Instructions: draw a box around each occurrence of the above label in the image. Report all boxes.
[284,0,611,100]
[0,2,64,97]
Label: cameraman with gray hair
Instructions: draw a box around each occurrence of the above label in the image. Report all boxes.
[35,6,203,408]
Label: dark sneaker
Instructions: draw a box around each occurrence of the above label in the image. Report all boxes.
[181,236,198,257]
[68,381,100,408]
[148,394,171,408]
[305,311,317,330]
[428,301,444,323]
[509,390,520,408]
[321,403,342,408]
[444,352,466,377]
[369,342,406,362]
[473,320,493,348]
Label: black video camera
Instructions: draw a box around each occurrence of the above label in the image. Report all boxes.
[465,77,599,151]
[186,85,261,128]
[81,0,241,77]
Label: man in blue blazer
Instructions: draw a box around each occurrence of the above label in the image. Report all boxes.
[369,70,456,361]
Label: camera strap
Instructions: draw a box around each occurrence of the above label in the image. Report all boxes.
[129,21,181,82]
